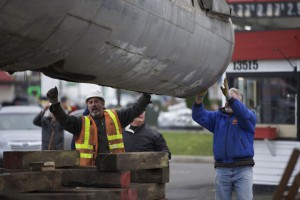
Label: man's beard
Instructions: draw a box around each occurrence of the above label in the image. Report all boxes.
[90,110,101,117]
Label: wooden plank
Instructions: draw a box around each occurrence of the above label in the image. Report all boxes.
[97,152,169,172]
[3,150,79,169]
[1,193,97,200]
[29,161,55,167]
[253,141,300,186]
[286,172,300,200]
[0,171,61,194]
[0,168,27,173]
[59,167,131,188]
[131,167,169,183]
[29,161,56,171]
[13,187,138,200]
[273,148,300,200]
[131,183,165,200]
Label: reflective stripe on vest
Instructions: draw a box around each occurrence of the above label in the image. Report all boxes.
[75,116,94,159]
[105,109,124,151]
[106,110,121,136]
[109,143,125,150]
[80,152,93,159]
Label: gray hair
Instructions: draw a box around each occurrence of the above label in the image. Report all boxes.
[229,88,243,102]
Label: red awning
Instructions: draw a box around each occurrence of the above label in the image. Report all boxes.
[227,0,299,3]
[232,29,300,61]
[0,72,15,82]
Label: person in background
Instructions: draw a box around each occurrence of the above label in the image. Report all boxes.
[123,109,171,160]
[33,103,64,150]
[192,78,256,200]
[60,96,72,113]
[46,87,151,166]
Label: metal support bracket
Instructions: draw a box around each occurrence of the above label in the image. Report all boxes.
[264,138,276,157]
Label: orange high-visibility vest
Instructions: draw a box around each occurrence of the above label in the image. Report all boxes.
[75,109,125,166]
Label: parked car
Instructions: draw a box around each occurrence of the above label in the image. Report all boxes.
[157,102,203,130]
[0,105,77,166]
[0,105,42,165]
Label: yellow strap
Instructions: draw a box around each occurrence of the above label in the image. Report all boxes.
[80,153,93,158]
[106,110,121,136]
[107,134,123,140]
[109,143,125,150]
[75,116,93,150]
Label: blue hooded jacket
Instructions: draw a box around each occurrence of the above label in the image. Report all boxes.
[192,97,256,164]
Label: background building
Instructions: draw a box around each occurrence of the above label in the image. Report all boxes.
[226,0,300,189]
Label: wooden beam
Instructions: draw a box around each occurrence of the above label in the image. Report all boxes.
[131,183,165,200]
[285,172,300,200]
[5,193,97,200]
[29,161,55,171]
[3,150,80,169]
[0,171,61,194]
[97,152,169,172]
[13,187,138,200]
[131,167,169,183]
[273,148,300,200]
[60,167,131,188]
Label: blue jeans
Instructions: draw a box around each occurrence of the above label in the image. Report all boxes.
[215,166,253,200]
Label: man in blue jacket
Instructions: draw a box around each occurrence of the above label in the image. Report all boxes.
[192,78,256,200]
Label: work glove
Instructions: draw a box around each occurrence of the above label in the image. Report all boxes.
[220,78,230,100]
[143,93,151,99]
[195,89,208,104]
[46,86,58,104]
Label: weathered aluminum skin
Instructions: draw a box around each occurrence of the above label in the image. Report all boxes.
[0,0,234,97]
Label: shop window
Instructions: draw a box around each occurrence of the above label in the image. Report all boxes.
[231,76,296,125]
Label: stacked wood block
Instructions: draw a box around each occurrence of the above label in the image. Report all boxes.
[0,151,169,200]
[97,152,169,200]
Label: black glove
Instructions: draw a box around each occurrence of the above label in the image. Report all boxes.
[143,93,151,99]
[46,86,58,104]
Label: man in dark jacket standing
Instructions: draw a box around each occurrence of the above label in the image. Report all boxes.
[33,103,64,150]
[46,87,151,166]
[192,78,256,200]
[123,110,171,160]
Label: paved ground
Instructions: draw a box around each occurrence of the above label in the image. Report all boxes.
[170,155,275,200]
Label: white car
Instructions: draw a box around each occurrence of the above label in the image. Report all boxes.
[0,105,42,165]
[0,105,76,166]
[157,108,202,129]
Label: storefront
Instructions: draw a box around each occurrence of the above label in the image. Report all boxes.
[226,29,300,139]
[225,29,300,187]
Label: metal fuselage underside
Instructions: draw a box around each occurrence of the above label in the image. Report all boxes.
[0,0,234,97]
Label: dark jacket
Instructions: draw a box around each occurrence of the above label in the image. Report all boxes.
[33,112,64,150]
[123,123,171,160]
[192,97,256,167]
[50,94,151,154]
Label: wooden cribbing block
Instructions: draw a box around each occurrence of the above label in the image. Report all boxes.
[14,187,138,200]
[29,161,55,171]
[29,161,55,167]
[0,168,27,173]
[60,166,131,188]
[4,193,97,200]
[131,183,165,200]
[131,167,169,183]
[0,171,61,194]
[3,150,79,169]
[97,152,169,171]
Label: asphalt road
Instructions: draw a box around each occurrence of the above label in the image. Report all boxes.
[166,159,274,200]
[166,162,215,200]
